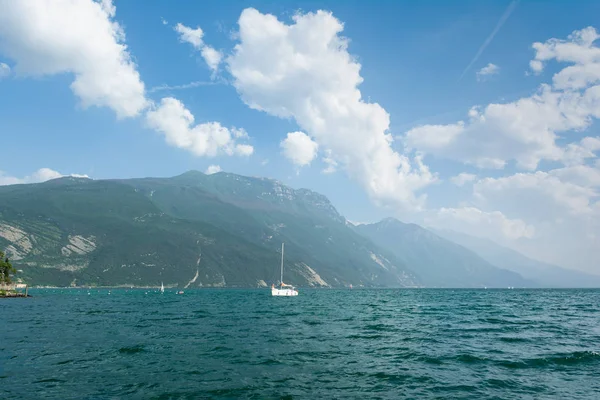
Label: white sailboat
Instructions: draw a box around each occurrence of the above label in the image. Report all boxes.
[160,282,164,294]
[271,243,298,296]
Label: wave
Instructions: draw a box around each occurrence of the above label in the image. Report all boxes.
[118,345,145,354]
[499,351,600,369]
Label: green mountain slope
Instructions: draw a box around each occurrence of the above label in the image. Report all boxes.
[433,228,600,288]
[0,172,419,288]
[355,218,531,288]
[121,172,418,287]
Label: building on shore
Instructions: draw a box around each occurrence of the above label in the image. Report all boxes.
[0,283,28,297]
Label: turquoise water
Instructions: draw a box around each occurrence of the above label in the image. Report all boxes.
[1,288,599,399]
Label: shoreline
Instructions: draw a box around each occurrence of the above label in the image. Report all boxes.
[0,292,31,298]
[21,286,600,290]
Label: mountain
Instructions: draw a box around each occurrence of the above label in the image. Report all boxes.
[355,218,531,288]
[0,172,419,288]
[433,229,600,288]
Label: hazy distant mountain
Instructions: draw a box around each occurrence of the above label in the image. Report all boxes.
[0,171,418,288]
[355,218,530,288]
[433,229,600,288]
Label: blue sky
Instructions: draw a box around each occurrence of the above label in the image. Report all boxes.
[1,0,600,273]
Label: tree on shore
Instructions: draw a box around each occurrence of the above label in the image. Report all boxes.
[0,251,16,284]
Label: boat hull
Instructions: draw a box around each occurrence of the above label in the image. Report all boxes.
[271,287,298,296]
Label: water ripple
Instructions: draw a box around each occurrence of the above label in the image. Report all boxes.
[1,288,599,399]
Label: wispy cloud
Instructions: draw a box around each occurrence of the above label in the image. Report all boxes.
[459,0,519,81]
[451,173,477,187]
[175,22,223,76]
[394,109,466,134]
[0,62,11,79]
[149,80,220,93]
[476,63,500,81]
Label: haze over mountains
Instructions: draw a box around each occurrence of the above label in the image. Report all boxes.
[0,171,597,288]
[354,219,531,288]
[432,229,600,288]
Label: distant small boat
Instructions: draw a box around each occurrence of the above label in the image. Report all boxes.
[177,290,184,295]
[271,243,298,296]
[160,282,164,294]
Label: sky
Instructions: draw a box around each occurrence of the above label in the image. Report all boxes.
[0,0,599,274]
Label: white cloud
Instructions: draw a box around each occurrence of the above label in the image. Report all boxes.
[474,170,598,220]
[145,97,253,157]
[562,136,600,166]
[426,153,600,271]
[235,144,254,156]
[0,0,148,118]
[175,23,222,74]
[227,8,436,210]
[451,173,477,186]
[28,168,64,183]
[405,27,600,171]
[0,168,89,186]
[205,165,222,174]
[468,168,600,270]
[322,149,338,174]
[476,63,500,81]
[161,17,168,26]
[405,86,588,170]
[529,59,543,74]
[0,62,10,79]
[582,136,600,151]
[549,164,600,188]
[280,131,318,167]
[0,2,253,161]
[201,46,223,73]
[232,128,249,138]
[427,207,535,241]
[175,23,204,49]
[418,43,600,268]
[404,121,464,150]
[530,26,600,90]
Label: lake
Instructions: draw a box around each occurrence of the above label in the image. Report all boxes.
[1,288,599,399]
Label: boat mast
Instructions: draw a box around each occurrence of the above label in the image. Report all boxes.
[280,242,284,287]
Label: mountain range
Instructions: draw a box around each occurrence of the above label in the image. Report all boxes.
[432,229,600,288]
[0,170,597,288]
[0,171,416,288]
[354,218,531,288]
